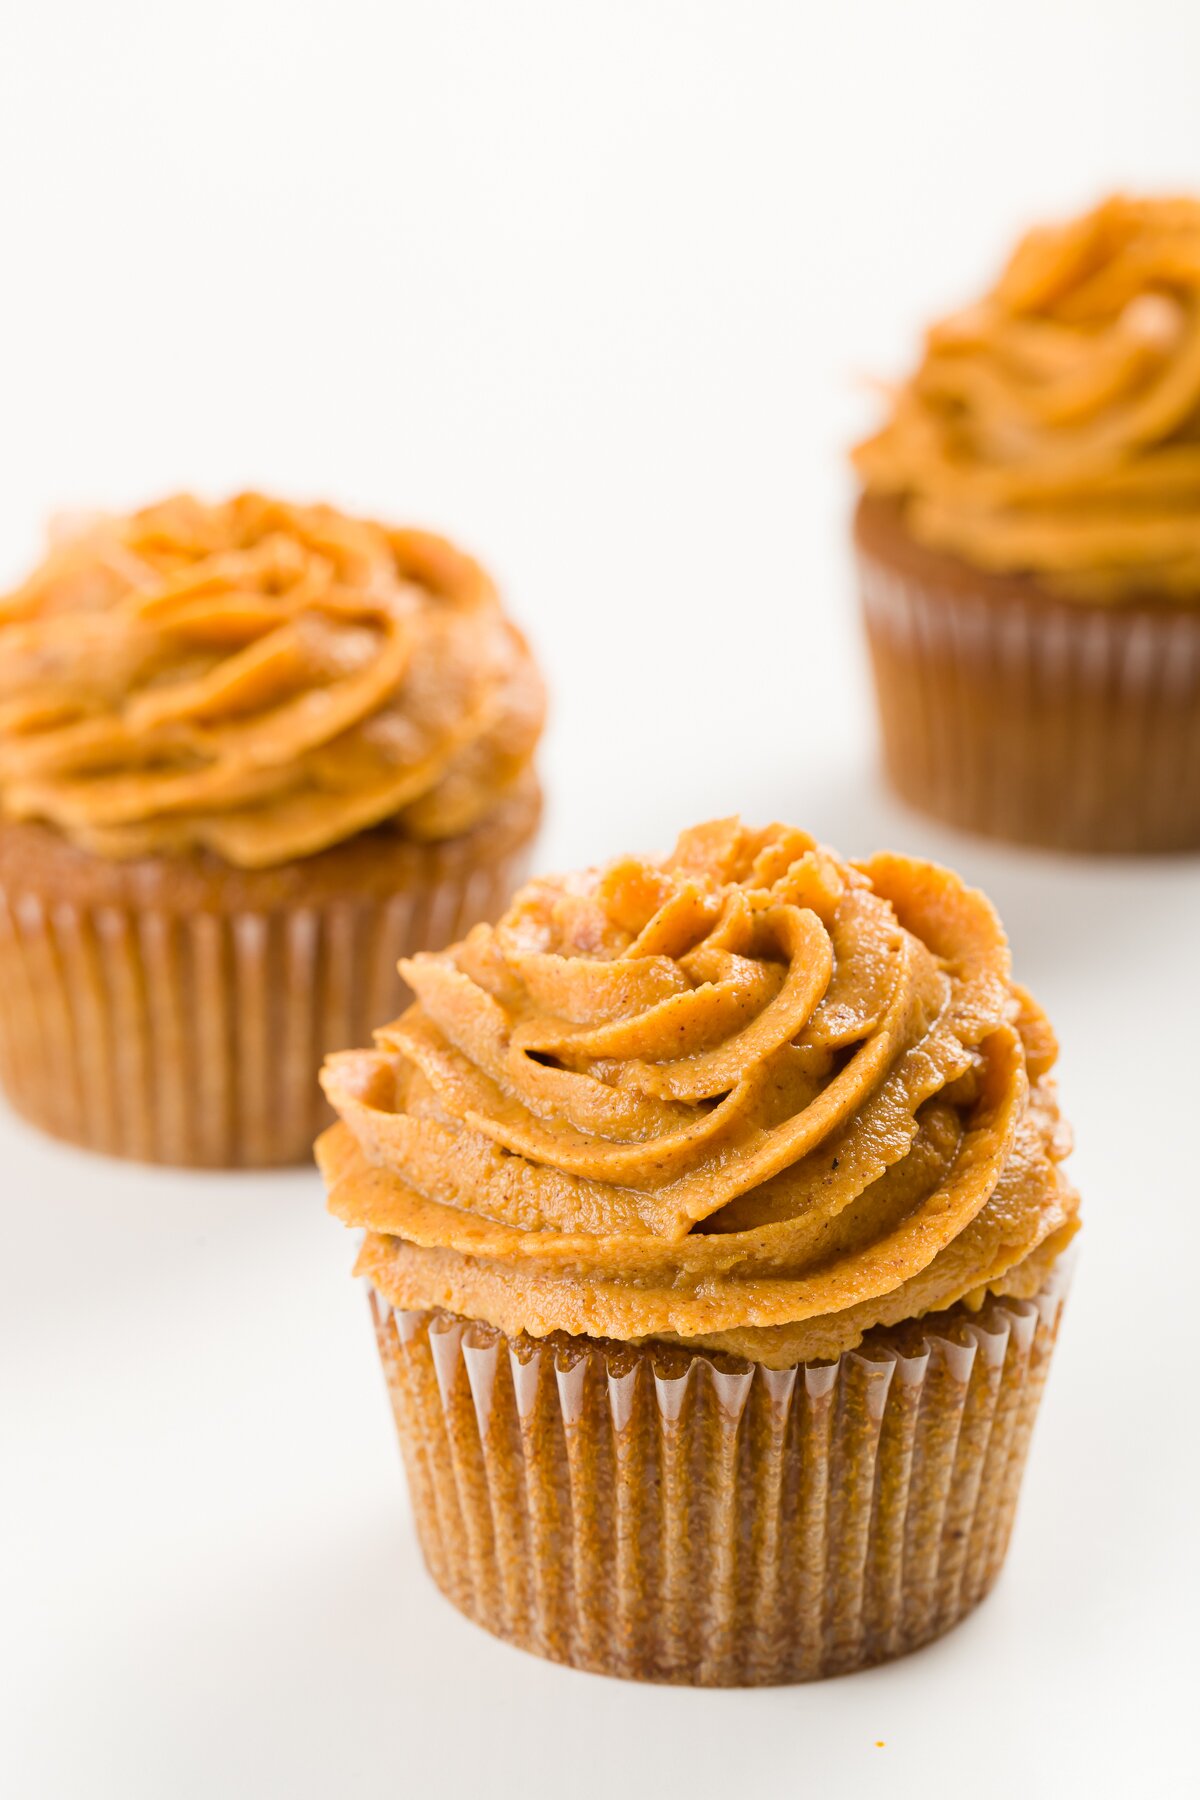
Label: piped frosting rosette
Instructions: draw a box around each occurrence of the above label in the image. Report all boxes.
[319,819,1078,1367]
[854,193,1200,602]
[0,493,543,867]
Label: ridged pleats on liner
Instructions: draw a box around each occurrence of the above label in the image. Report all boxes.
[370,1269,1067,1686]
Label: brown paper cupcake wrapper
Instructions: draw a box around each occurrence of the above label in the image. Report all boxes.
[367,1262,1070,1685]
[0,825,535,1168]
[858,549,1200,853]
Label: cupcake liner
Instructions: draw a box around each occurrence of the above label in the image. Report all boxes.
[0,834,533,1167]
[366,1263,1070,1686]
[857,549,1200,853]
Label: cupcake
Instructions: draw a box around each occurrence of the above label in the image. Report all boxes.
[0,493,544,1165]
[854,193,1200,853]
[318,816,1079,1685]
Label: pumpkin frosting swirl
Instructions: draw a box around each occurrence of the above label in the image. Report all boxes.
[0,493,544,867]
[854,194,1200,603]
[319,819,1078,1366]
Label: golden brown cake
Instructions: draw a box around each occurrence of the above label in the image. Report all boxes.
[319,817,1079,1684]
[0,493,544,1165]
[854,194,1200,853]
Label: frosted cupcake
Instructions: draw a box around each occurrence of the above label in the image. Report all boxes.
[319,817,1079,1684]
[0,493,544,1165]
[854,194,1200,853]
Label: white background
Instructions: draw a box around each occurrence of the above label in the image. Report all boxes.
[2,4,1199,1796]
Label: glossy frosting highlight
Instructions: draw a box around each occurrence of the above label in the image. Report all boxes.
[854,194,1200,602]
[0,493,544,866]
[319,820,1078,1365]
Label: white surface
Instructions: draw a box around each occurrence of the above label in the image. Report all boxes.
[2,4,1199,1796]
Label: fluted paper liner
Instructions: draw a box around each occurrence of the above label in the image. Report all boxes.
[858,550,1200,853]
[367,1263,1069,1685]
[0,831,534,1167]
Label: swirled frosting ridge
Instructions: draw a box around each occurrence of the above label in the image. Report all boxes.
[854,194,1200,603]
[0,493,543,866]
[319,818,1078,1365]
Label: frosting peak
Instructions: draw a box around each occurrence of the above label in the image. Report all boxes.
[319,819,1078,1365]
[854,194,1200,603]
[0,493,544,866]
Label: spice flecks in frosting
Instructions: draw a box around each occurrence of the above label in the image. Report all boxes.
[0,494,544,866]
[854,194,1200,602]
[319,819,1078,1365]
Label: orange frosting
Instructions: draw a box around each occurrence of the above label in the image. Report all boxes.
[319,819,1078,1366]
[854,194,1200,602]
[0,493,544,867]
